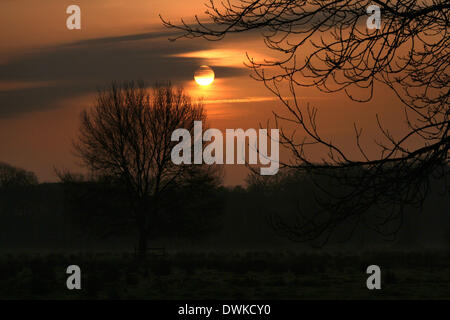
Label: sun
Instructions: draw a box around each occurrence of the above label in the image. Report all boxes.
[194,65,215,86]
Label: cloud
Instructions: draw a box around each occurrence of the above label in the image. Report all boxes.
[0,29,248,117]
[204,96,280,104]
[60,30,179,47]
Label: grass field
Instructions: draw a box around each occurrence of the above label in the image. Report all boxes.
[0,251,449,299]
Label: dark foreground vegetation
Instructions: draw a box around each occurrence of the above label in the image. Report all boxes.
[1,162,449,299]
[1,251,449,300]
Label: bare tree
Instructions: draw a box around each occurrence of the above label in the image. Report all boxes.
[0,162,38,188]
[74,81,206,256]
[0,162,38,220]
[162,0,449,245]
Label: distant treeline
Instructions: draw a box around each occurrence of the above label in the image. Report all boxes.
[0,163,449,251]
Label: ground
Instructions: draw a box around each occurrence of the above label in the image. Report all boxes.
[0,251,449,299]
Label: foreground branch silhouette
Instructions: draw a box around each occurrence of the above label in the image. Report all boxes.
[163,0,449,245]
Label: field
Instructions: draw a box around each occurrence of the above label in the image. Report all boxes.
[0,251,449,300]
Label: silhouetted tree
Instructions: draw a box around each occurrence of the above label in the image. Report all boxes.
[74,81,209,257]
[56,166,225,243]
[0,162,38,223]
[56,171,133,239]
[163,0,449,245]
[159,165,224,240]
[0,162,38,188]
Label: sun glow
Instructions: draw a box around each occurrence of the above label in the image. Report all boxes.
[194,65,215,86]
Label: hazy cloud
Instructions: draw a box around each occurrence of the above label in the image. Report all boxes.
[0,30,248,117]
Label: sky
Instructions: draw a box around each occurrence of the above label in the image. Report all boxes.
[0,0,411,185]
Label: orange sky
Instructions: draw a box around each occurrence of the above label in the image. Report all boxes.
[0,0,412,185]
